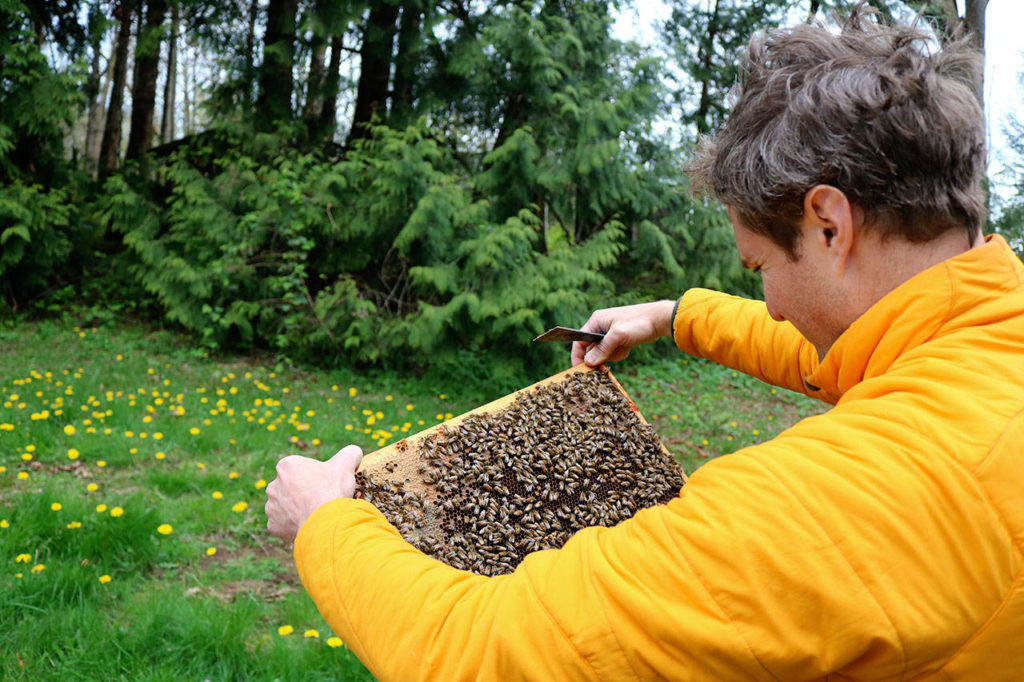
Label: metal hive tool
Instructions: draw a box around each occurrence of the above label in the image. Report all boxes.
[355,364,687,576]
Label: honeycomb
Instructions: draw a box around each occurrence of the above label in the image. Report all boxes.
[355,366,685,576]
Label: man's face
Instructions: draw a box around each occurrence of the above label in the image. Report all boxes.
[729,208,849,360]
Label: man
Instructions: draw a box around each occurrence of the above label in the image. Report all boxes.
[266,7,1024,679]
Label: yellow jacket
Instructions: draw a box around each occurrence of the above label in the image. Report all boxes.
[295,235,1024,680]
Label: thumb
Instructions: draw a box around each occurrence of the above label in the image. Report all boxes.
[327,444,363,474]
[584,337,616,366]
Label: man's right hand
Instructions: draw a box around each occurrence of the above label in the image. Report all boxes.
[571,300,677,367]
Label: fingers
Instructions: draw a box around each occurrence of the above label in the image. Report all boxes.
[328,444,363,472]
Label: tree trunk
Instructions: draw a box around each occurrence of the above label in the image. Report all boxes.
[256,0,299,130]
[84,22,109,178]
[348,2,400,142]
[963,0,987,107]
[391,3,422,127]
[693,0,721,137]
[160,1,179,143]
[127,0,167,160]
[318,34,345,141]
[99,0,134,172]
[303,37,328,128]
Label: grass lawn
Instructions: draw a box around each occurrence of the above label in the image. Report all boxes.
[0,318,822,679]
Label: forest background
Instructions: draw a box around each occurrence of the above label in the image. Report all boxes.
[1,0,1020,389]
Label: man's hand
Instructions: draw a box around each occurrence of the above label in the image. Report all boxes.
[571,300,676,367]
[265,445,363,543]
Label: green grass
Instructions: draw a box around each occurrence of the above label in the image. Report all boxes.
[0,318,823,678]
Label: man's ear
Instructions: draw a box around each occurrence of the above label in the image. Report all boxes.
[802,185,857,275]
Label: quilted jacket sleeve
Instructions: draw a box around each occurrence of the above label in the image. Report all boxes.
[294,446,900,681]
[672,288,825,400]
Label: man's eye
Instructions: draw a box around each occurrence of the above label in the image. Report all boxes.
[753,265,762,274]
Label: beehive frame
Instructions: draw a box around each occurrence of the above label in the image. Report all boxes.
[355,364,687,575]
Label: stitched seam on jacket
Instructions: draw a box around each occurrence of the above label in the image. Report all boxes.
[523,563,603,681]
[930,565,1024,677]
[751,456,909,680]
[970,406,1024,555]
[660,510,780,681]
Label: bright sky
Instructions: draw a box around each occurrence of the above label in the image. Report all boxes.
[614,1,1023,208]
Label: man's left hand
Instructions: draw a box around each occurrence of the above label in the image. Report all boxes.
[265,445,363,543]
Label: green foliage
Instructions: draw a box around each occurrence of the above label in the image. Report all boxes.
[0,0,83,184]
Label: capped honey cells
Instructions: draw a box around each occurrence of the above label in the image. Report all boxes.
[356,368,685,576]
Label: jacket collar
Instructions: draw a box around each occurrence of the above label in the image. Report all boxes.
[802,234,1023,404]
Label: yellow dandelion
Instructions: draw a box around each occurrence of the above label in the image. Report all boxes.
[155,452,165,460]
[278,625,294,636]
[254,479,267,490]
[405,403,413,411]
[67,448,80,460]
[205,547,217,556]
[66,521,82,529]
[157,524,173,535]
[50,502,62,511]
[211,491,223,499]
[31,563,45,573]
[97,460,106,467]
[304,629,320,638]
[232,501,248,513]
[16,472,28,480]
[110,506,124,517]
[0,519,8,528]
[63,424,75,435]
[348,387,357,397]
[153,432,163,440]
[228,471,239,479]
[95,504,108,513]
[344,424,353,431]
[20,453,31,461]
[326,637,343,648]
[99,574,112,583]
[189,427,200,435]
[0,423,13,431]
[15,553,30,563]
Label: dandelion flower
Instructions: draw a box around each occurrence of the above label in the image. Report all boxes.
[97,460,106,467]
[348,387,357,397]
[212,491,223,499]
[66,521,82,529]
[304,629,320,638]
[228,471,239,479]
[31,563,45,573]
[17,472,28,480]
[157,524,173,535]
[232,501,248,513]
[405,403,414,411]
[254,479,267,490]
[99,574,112,583]
[64,424,75,435]
[0,520,8,528]
[155,452,165,460]
[326,637,343,648]
[205,547,217,556]
[67,448,80,460]
[278,625,294,636]
[50,502,62,511]
[110,506,124,517]
[153,432,163,440]
[96,504,108,513]
[15,553,30,563]
[21,453,32,461]
[0,423,13,431]
[189,427,200,436]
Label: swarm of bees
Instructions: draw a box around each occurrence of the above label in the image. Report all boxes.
[356,368,685,576]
